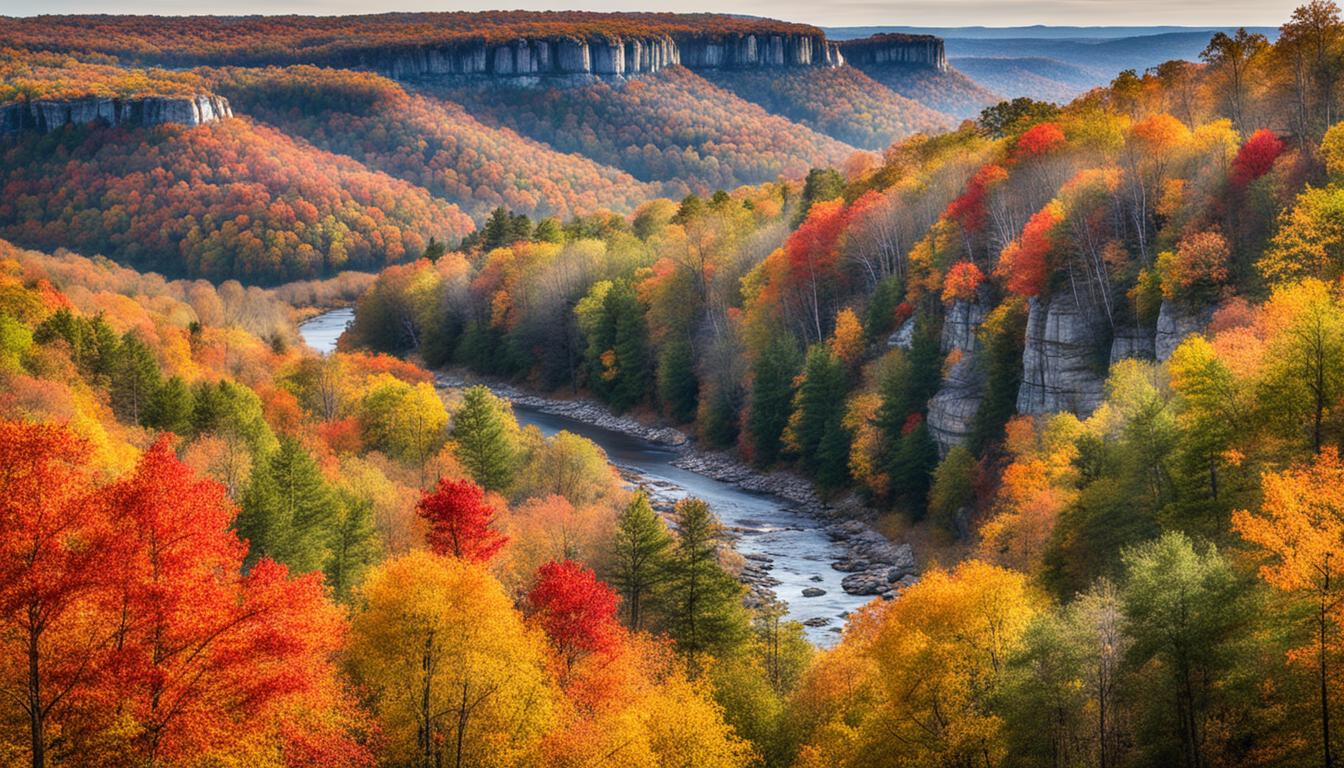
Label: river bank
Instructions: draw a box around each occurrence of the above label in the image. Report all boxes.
[438,371,920,606]
[298,311,917,642]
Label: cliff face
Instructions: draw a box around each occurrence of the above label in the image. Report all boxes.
[1,94,232,135]
[1016,294,1107,418]
[837,34,947,72]
[927,297,989,452]
[351,31,844,81]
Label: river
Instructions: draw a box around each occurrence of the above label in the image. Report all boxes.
[299,308,870,643]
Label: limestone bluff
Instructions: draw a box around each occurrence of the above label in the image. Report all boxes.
[0,94,232,135]
[333,31,847,81]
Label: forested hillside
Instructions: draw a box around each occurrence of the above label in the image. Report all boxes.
[338,4,1344,765]
[18,4,1344,768]
[427,68,856,193]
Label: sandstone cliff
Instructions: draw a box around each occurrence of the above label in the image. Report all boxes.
[0,94,232,135]
[344,31,844,81]
[1015,294,1107,418]
[836,34,948,72]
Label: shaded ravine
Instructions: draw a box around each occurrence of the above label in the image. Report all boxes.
[299,308,878,644]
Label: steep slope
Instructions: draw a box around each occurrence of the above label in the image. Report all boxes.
[209,65,656,221]
[0,12,841,73]
[851,63,1000,120]
[0,117,473,283]
[699,65,953,150]
[951,57,1096,103]
[428,66,856,193]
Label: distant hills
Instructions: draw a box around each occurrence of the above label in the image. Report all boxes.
[827,25,1281,103]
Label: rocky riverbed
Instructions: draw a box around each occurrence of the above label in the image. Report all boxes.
[438,371,920,607]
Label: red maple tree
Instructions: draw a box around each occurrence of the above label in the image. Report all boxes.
[1230,129,1285,188]
[416,477,509,563]
[527,560,621,666]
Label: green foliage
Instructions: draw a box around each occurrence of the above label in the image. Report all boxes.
[0,313,31,373]
[657,338,700,423]
[143,376,194,436]
[325,490,380,602]
[968,298,1028,453]
[110,331,161,425]
[450,385,520,493]
[862,275,904,343]
[661,498,750,660]
[239,435,337,573]
[578,280,651,413]
[1120,532,1255,768]
[604,492,673,631]
[747,336,801,467]
[190,379,278,456]
[978,97,1061,138]
[928,446,977,534]
[794,167,845,225]
[358,375,448,468]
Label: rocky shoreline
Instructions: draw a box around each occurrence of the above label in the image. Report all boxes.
[436,371,920,602]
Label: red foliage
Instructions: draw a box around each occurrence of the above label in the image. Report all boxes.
[1012,122,1066,161]
[1230,129,1285,188]
[901,412,925,437]
[416,477,508,563]
[893,301,915,327]
[211,65,653,222]
[0,118,472,283]
[942,261,986,303]
[996,203,1063,297]
[527,560,622,664]
[786,198,849,287]
[433,67,852,190]
[0,425,369,765]
[103,438,358,763]
[945,163,1008,234]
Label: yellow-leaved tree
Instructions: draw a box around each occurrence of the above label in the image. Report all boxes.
[860,560,1038,767]
[349,550,555,768]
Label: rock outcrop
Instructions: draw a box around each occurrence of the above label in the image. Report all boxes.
[927,297,990,451]
[1109,323,1156,364]
[1154,300,1213,362]
[349,31,843,82]
[928,357,983,452]
[0,94,232,135]
[1016,294,1107,417]
[836,34,948,72]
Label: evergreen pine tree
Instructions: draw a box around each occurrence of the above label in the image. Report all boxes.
[143,375,194,435]
[657,337,699,423]
[422,236,446,263]
[747,335,801,467]
[111,331,161,424]
[239,436,336,573]
[605,491,673,631]
[606,282,651,412]
[449,385,519,492]
[662,498,750,662]
[790,344,846,469]
[325,490,380,602]
[815,412,852,490]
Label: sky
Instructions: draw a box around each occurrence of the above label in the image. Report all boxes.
[0,0,1306,27]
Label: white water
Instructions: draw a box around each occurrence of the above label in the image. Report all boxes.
[299,308,871,644]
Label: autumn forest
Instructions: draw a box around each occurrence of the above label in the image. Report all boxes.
[8,5,1344,768]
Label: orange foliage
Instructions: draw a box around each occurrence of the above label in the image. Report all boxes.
[996,202,1063,297]
[941,261,985,304]
[0,118,472,283]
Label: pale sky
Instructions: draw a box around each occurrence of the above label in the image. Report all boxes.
[0,0,1305,28]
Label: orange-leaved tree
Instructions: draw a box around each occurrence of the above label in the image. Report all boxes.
[1234,447,1344,768]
